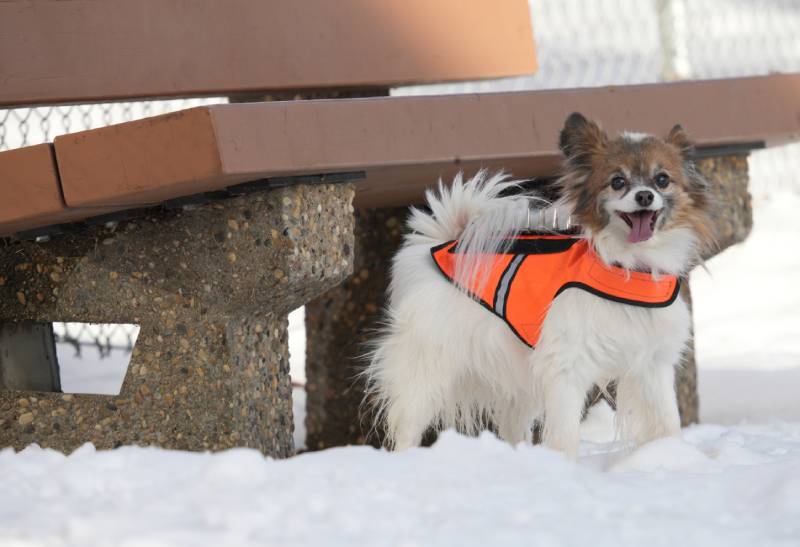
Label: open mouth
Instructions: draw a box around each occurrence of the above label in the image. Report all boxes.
[617,210,661,243]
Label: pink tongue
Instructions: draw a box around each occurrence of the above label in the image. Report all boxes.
[627,211,655,243]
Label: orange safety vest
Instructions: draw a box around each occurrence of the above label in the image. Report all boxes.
[430,234,681,348]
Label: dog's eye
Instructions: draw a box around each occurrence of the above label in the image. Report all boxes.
[610,176,626,191]
[655,173,670,188]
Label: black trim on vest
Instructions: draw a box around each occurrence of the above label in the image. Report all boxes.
[446,236,581,256]
[553,277,683,309]
[505,237,580,255]
[517,228,584,236]
[430,240,454,255]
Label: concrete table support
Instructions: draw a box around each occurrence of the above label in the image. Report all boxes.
[0,183,355,456]
[676,153,753,425]
[696,154,753,254]
[304,208,406,450]
[676,283,698,425]
[303,154,752,447]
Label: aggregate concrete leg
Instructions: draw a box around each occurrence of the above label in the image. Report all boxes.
[695,154,753,256]
[232,86,392,450]
[674,153,752,426]
[304,208,405,450]
[0,183,355,456]
[676,282,698,426]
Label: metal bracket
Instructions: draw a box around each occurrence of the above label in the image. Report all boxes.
[690,141,765,159]
[162,191,233,210]
[226,170,366,195]
[13,224,68,242]
[0,321,62,393]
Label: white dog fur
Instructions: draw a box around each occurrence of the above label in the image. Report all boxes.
[365,126,708,458]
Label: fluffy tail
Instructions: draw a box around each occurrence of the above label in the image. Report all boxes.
[406,170,522,241]
[407,170,548,290]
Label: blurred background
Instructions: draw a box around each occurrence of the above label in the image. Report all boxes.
[3,0,798,433]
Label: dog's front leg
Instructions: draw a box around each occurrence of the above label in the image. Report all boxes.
[616,363,681,445]
[542,373,589,459]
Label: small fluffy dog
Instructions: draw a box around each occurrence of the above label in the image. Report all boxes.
[365,113,713,457]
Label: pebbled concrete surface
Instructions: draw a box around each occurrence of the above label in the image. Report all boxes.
[0,183,354,456]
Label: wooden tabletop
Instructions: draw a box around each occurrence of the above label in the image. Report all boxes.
[2,74,799,237]
[0,0,537,107]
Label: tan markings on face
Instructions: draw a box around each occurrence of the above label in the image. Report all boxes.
[557,115,714,254]
[570,136,707,236]
[640,140,713,246]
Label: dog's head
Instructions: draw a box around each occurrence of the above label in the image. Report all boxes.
[556,112,713,274]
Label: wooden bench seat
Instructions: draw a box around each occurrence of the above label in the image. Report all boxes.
[2,73,799,238]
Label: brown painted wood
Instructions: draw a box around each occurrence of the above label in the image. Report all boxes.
[0,0,537,107]
[0,144,63,234]
[53,74,800,212]
[0,144,120,236]
[0,144,81,235]
[54,108,224,208]
[2,74,798,236]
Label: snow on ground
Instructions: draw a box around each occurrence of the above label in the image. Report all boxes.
[288,308,306,385]
[692,188,800,424]
[2,425,800,547]
[292,387,307,451]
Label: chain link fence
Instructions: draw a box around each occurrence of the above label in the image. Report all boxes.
[2,1,798,143]
[0,97,226,152]
[395,0,800,93]
[49,323,140,395]
[0,0,798,177]
[52,322,139,359]
[0,0,800,192]
[393,0,800,195]
[0,0,800,187]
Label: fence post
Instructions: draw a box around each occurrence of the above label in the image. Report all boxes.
[657,0,692,81]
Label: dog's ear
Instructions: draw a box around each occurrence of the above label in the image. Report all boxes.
[668,124,706,193]
[666,124,694,157]
[558,112,608,168]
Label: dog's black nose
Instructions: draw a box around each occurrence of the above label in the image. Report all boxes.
[635,190,654,207]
